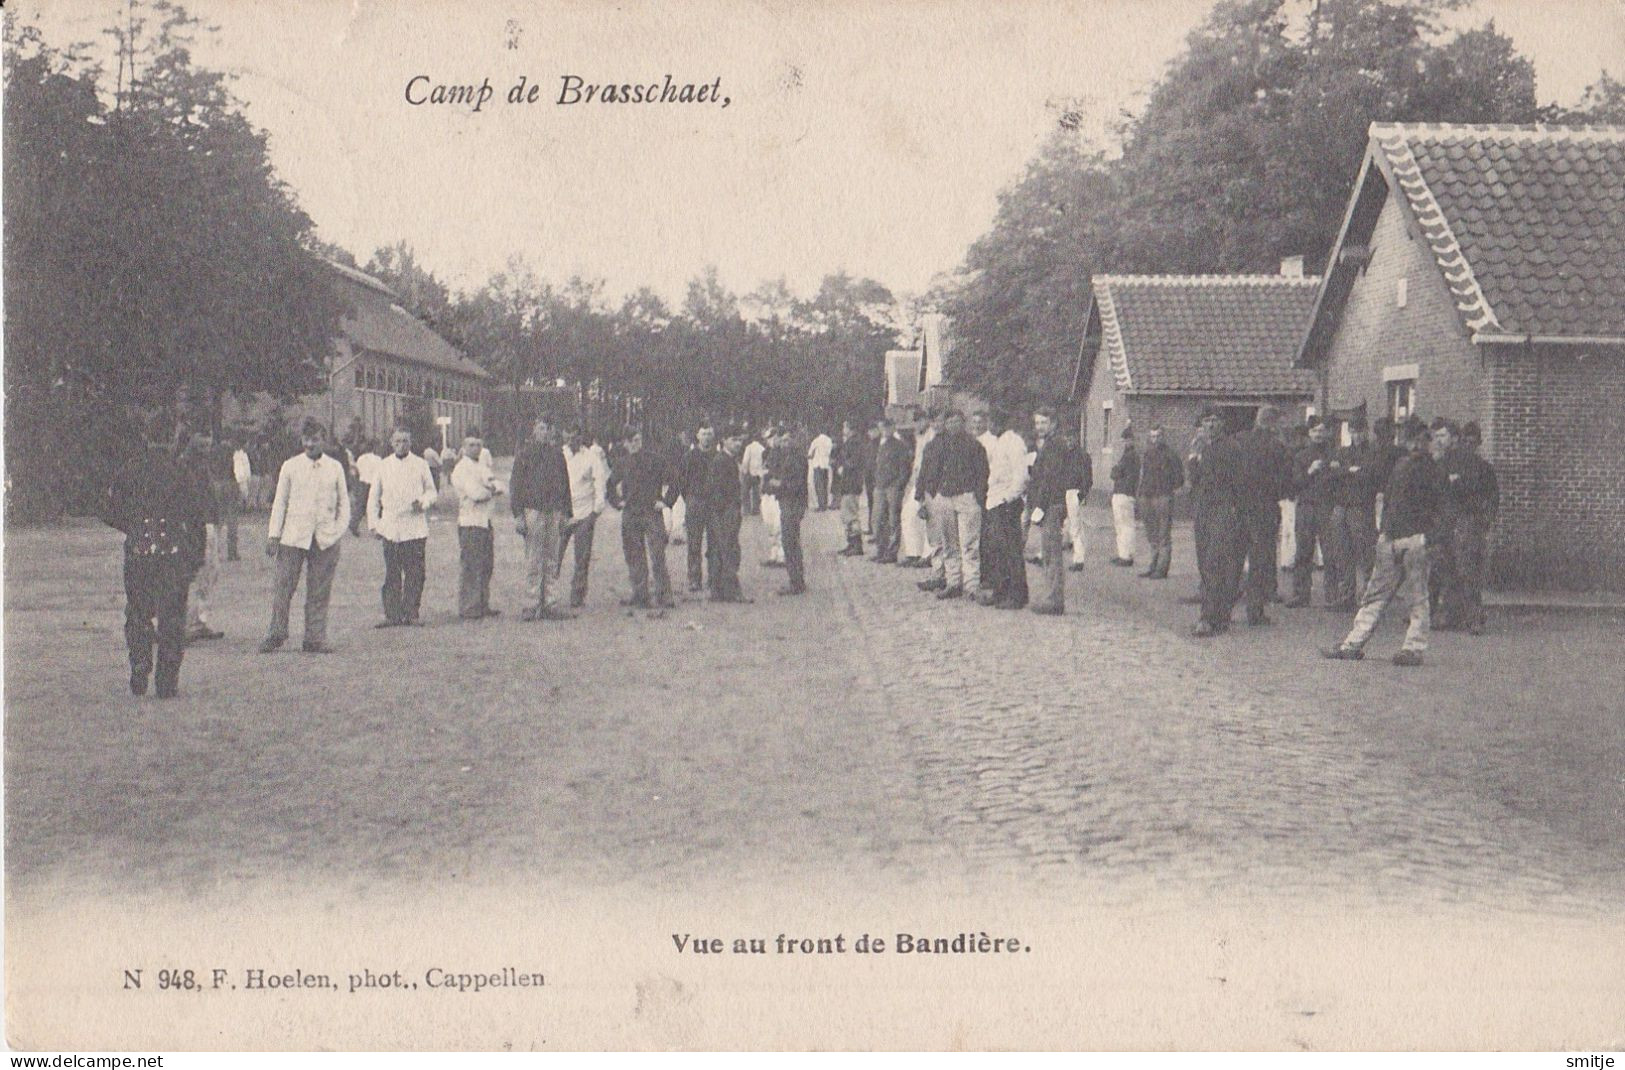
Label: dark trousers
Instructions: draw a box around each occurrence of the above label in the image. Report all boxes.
[213,480,241,560]
[1141,495,1173,577]
[1033,507,1066,610]
[1292,499,1340,604]
[812,467,830,510]
[872,484,905,560]
[742,474,761,516]
[381,537,427,624]
[268,538,340,643]
[1446,514,1489,628]
[1196,501,1244,626]
[351,482,372,535]
[864,479,874,531]
[124,554,190,686]
[685,504,708,587]
[1329,503,1377,606]
[1429,515,1460,623]
[705,509,744,599]
[557,513,597,606]
[1236,503,1280,620]
[458,525,495,618]
[984,500,1030,607]
[780,498,807,590]
[621,508,673,605]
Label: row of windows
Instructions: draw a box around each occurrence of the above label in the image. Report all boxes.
[353,363,480,403]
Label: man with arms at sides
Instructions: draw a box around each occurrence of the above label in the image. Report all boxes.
[705,427,751,603]
[1229,405,1295,627]
[830,419,868,557]
[261,419,351,654]
[1137,426,1184,579]
[367,426,437,627]
[977,408,1030,609]
[1108,425,1139,568]
[608,424,680,610]
[1188,407,1247,637]
[806,426,834,511]
[103,413,214,697]
[870,416,912,566]
[557,419,609,610]
[451,431,504,621]
[763,423,810,595]
[1026,408,1082,616]
[927,409,989,601]
[898,408,936,568]
[680,422,717,592]
[510,415,574,622]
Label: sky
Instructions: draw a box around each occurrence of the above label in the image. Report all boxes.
[16,0,1625,307]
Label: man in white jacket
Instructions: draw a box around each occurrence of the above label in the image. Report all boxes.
[367,427,438,626]
[451,432,504,620]
[260,420,351,653]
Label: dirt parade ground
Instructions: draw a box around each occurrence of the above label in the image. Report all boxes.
[7,498,1624,907]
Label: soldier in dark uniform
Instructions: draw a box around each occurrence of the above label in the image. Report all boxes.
[679,423,716,593]
[1188,407,1246,637]
[1287,416,1341,607]
[1328,413,1381,610]
[101,413,214,698]
[1427,418,1462,626]
[1229,405,1294,626]
[1442,421,1498,634]
[606,425,680,610]
[763,424,809,595]
[704,426,750,603]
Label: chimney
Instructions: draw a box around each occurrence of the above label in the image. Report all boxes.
[1279,255,1305,278]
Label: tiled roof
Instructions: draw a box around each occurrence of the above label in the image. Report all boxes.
[1371,123,1625,338]
[326,262,489,380]
[1088,275,1320,395]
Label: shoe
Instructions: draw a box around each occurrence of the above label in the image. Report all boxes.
[1026,554,1043,565]
[837,546,862,557]
[1466,621,1484,636]
[1321,645,1364,661]
[657,598,678,609]
[1030,603,1064,616]
[186,627,224,643]
[620,597,652,608]
[258,636,285,653]
[301,641,335,654]
[1191,621,1227,637]
[776,585,806,596]
[873,555,896,564]
[374,619,400,629]
[917,578,946,592]
[761,559,786,568]
[1138,569,1157,578]
[154,680,178,700]
[1247,614,1273,627]
[936,586,963,600]
[1069,562,1085,572]
[1283,598,1310,609]
[974,591,1002,607]
[724,594,755,604]
[688,582,704,593]
[130,670,149,696]
[1109,557,1132,567]
[537,608,576,621]
[1391,649,1424,667]
[520,608,539,621]
[568,597,585,609]
[908,558,933,569]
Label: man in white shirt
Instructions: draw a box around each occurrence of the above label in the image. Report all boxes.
[899,408,936,567]
[422,444,443,492]
[977,409,1031,609]
[232,439,252,514]
[557,420,608,609]
[741,430,766,516]
[367,427,438,626]
[353,440,380,536]
[451,432,504,620]
[260,419,351,653]
[806,429,834,511]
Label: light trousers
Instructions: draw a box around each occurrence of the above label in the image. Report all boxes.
[1110,493,1136,560]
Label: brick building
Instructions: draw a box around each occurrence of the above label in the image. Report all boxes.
[227,260,489,450]
[1296,123,1625,590]
[1072,274,1320,493]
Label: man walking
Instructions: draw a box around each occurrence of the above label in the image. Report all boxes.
[1287,416,1340,607]
[367,426,437,627]
[1230,406,1295,626]
[1188,408,1246,637]
[807,427,834,511]
[451,432,504,620]
[1324,417,1446,666]
[977,408,1030,609]
[261,419,351,653]
[1108,426,1138,567]
[831,420,867,556]
[510,415,574,622]
[1443,421,1498,635]
[870,417,912,565]
[764,424,809,595]
[1137,426,1184,579]
[102,414,214,697]
[705,427,750,602]
[1027,408,1081,615]
[558,421,608,609]
[608,425,679,609]
[919,410,988,600]
[680,423,716,592]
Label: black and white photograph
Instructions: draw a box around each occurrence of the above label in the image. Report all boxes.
[4,0,1624,1053]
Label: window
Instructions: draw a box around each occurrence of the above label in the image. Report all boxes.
[1100,402,1112,449]
[354,366,364,387]
[1388,379,1415,422]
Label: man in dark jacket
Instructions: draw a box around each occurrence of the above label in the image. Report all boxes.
[679,423,717,592]
[763,424,810,594]
[703,427,750,602]
[830,421,868,556]
[1136,426,1184,579]
[1325,417,1447,666]
[1287,416,1341,607]
[102,413,215,698]
[1188,408,1247,636]
[916,410,989,599]
[1108,426,1139,566]
[1442,420,1498,634]
[1328,413,1381,610]
[870,417,912,564]
[607,425,680,609]
[1229,405,1295,626]
[1027,408,1082,615]
[510,415,574,621]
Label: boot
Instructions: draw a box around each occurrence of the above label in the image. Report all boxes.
[154,661,181,700]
